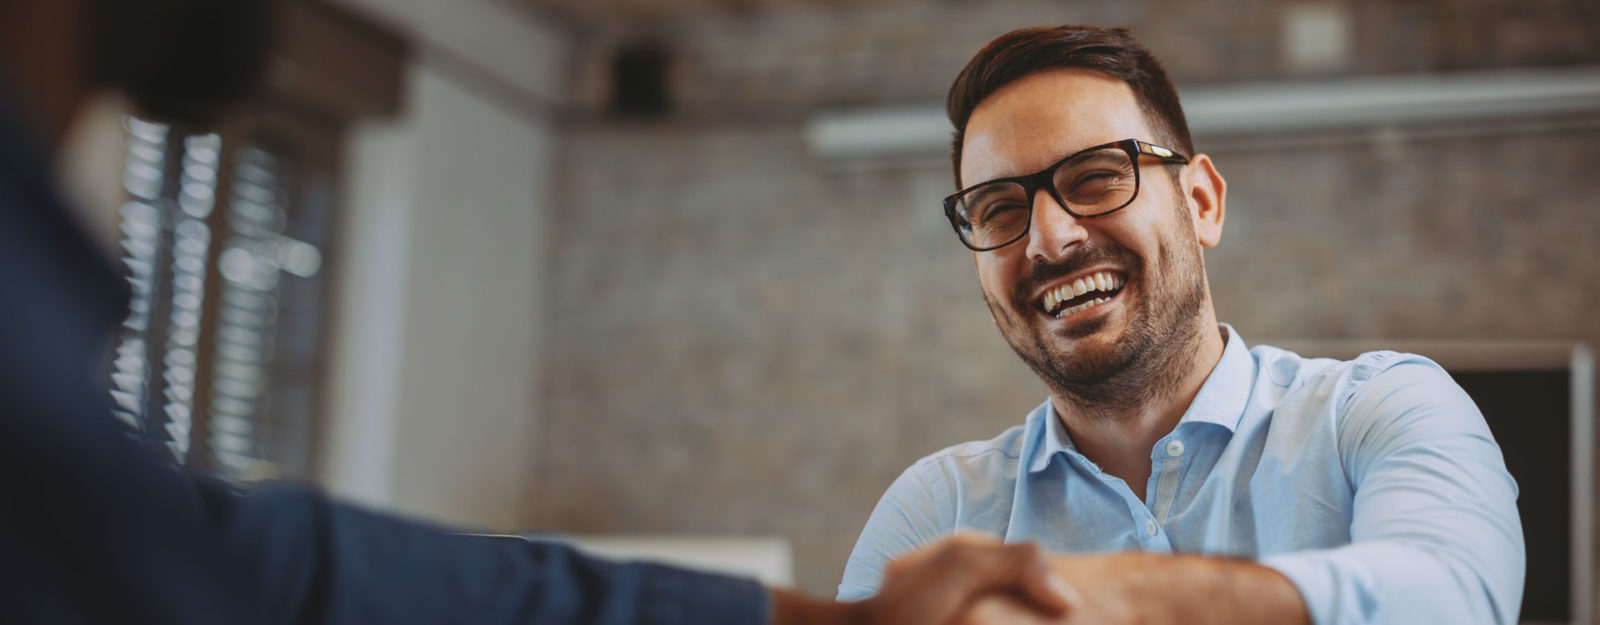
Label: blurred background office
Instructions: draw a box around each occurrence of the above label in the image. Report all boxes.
[57,0,1599,604]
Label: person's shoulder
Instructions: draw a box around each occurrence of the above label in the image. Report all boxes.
[1251,343,1469,433]
[917,425,1029,464]
[1250,343,1450,398]
[902,411,1040,484]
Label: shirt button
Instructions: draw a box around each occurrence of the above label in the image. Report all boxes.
[1145,519,1160,536]
[1166,440,1185,457]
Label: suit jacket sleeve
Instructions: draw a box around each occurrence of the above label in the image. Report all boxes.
[0,162,770,625]
[210,480,771,625]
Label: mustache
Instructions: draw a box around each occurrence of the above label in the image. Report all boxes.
[1014,244,1141,302]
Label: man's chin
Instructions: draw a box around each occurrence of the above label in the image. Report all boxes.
[1053,314,1113,340]
[1027,317,1139,380]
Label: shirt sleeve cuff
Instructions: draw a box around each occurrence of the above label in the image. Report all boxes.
[1260,549,1380,625]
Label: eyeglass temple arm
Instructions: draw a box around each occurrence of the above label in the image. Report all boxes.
[1135,140,1190,163]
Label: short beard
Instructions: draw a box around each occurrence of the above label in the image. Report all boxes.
[984,202,1210,422]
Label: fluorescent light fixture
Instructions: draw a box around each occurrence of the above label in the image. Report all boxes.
[806,66,1600,159]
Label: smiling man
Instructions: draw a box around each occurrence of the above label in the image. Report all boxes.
[0,2,1085,623]
[838,25,1525,625]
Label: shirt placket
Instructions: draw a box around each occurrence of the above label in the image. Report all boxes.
[1136,436,1186,551]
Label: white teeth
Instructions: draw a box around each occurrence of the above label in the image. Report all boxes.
[1054,295,1115,318]
[1040,271,1126,315]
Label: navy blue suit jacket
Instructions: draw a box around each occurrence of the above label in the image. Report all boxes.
[0,96,768,624]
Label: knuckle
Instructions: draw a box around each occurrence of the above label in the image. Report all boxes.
[1012,542,1045,563]
[932,539,964,561]
[944,544,986,570]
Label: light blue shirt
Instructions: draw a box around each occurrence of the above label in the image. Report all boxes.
[838,325,1524,625]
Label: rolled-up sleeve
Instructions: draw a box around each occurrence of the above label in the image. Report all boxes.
[1263,358,1524,625]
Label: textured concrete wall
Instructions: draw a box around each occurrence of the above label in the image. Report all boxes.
[1209,129,1600,343]
[567,0,1600,117]
[530,0,1600,595]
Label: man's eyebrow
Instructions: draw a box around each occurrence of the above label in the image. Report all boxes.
[966,184,1020,200]
[968,142,1119,186]
[1069,148,1125,162]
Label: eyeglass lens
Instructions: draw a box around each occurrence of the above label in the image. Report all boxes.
[953,146,1138,249]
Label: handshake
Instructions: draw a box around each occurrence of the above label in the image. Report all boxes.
[771,534,1308,625]
[771,533,1077,625]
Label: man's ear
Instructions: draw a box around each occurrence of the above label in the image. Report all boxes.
[1184,154,1226,248]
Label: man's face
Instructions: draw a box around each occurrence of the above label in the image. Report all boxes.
[959,69,1212,404]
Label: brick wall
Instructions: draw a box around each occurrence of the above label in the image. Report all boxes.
[531,0,1600,595]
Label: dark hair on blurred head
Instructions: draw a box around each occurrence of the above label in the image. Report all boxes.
[86,0,275,126]
[946,25,1192,189]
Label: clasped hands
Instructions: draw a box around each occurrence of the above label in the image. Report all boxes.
[774,533,1145,625]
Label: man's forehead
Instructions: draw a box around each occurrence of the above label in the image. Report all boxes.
[958,69,1151,185]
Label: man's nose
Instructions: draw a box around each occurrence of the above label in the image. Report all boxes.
[1022,189,1089,261]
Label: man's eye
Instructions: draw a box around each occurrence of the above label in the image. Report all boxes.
[1063,170,1130,203]
[974,202,1025,222]
[1069,171,1116,189]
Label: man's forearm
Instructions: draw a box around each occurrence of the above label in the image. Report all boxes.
[1051,552,1309,625]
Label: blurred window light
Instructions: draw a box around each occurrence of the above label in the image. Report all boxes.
[107,115,338,484]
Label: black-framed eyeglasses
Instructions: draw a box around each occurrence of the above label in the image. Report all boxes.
[943,138,1190,251]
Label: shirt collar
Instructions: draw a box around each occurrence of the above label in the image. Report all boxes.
[1025,323,1256,474]
[1025,401,1065,474]
[1176,323,1253,432]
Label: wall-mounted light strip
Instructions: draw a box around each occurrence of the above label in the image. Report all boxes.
[805,65,1600,159]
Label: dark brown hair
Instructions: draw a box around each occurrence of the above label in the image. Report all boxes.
[946,25,1192,189]
[87,0,274,125]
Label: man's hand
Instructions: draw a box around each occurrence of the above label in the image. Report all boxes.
[770,534,1078,625]
[959,552,1313,625]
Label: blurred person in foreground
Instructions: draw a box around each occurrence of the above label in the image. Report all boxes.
[0,1,1083,623]
[838,25,1525,625]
